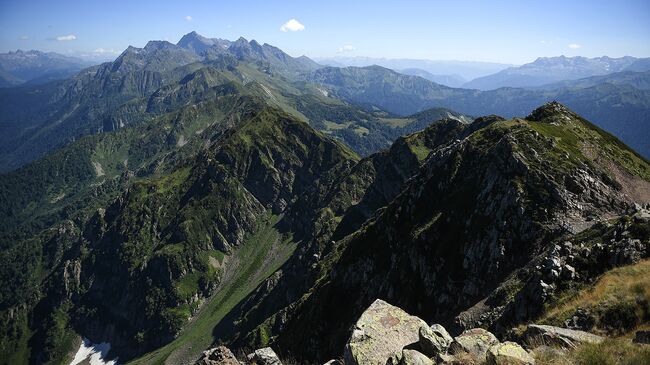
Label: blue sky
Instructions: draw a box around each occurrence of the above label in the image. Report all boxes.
[1,0,649,64]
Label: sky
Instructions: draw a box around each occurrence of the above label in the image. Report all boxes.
[1,0,649,64]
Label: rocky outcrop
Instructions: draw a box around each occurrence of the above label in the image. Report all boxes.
[523,324,603,348]
[344,299,427,365]
[341,299,540,365]
[486,342,535,365]
[196,346,241,365]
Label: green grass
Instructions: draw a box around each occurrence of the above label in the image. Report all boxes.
[128,213,297,365]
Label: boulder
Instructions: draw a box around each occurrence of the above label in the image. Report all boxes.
[196,346,241,365]
[524,324,603,348]
[486,342,535,365]
[419,324,453,357]
[344,299,428,365]
[399,349,434,365]
[251,347,282,365]
[449,328,499,360]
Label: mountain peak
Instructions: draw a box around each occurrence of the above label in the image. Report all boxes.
[178,30,207,42]
[143,40,177,51]
[525,101,575,122]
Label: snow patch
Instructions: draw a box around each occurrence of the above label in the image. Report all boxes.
[70,338,118,365]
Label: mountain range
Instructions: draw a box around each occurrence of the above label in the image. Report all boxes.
[0,50,95,87]
[463,55,650,90]
[314,56,514,84]
[0,31,649,365]
[2,34,650,173]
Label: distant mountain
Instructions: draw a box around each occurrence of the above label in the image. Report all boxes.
[398,68,465,87]
[535,70,650,91]
[463,55,648,90]
[314,56,514,80]
[0,50,94,87]
[310,65,650,157]
[0,32,326,172]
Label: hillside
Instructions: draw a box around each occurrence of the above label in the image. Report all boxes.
[237,102,650,362]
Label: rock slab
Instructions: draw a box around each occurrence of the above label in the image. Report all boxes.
[524,324,603,348]
[344,299,428,365]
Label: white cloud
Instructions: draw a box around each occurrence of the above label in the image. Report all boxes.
[337,45,356,53]
[568,43,581,49]
[280,19,305,32]
[184,15,193,22]
[56,34,77,41]
[93,48,119,55]
[19,35,29,40]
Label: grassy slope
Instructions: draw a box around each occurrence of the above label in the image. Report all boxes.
[532,259,650,365]
[540,259,650,332]
[128,213,297,365]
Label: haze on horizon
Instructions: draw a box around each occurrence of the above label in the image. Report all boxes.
[1,0,649,64]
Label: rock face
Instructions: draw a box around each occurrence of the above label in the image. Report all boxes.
[419,324,453,357]
[486,342,535,365]
[196,346,241,365]
[449,328,499,361]
[251,347,283,365]
[344,299,428,365]
[524,324,603,348]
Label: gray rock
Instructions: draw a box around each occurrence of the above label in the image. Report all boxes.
[486,342,535,365]
[196,346,241,365]
[252,347,282,365]
[524,324,603,349]
[399,349,434,365]
[449,328,499,361]
[419,324,453,357]
[344,299,428,365]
